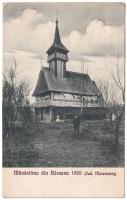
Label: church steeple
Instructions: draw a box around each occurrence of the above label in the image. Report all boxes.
[47,19,69,54]
[46,19,69,78]
[53,18,61,45]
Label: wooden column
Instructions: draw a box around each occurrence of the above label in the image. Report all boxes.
[49,107,52,122]
[38,109,41,122]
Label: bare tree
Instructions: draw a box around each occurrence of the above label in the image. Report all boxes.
[111,57,125,146]
[3,59,32,141]
[97,55,124,147]
[98,80,110,104]
[112,57,125,104]
[97,80,113,122]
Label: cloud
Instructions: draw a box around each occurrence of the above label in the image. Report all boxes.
[4,9,54,55]
[63,19,124,57]
[4,9,124,60]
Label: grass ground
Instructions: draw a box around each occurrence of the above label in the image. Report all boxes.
[3,120,124,167]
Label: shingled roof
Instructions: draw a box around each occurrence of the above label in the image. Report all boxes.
[46,20,69,54]
[33,67,102,97]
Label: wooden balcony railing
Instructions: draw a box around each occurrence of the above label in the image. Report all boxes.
[35,97,99,107]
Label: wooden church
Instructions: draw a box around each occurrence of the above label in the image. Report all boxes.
[32,19,106,122]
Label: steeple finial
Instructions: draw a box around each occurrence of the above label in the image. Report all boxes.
[56,9,58,24]
[54,10,61,45]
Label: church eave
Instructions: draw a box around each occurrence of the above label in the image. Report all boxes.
[46,44,69,54]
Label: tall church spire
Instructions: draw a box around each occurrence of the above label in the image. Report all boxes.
[46,18,69,54]
[46,18,69,78]
[53,17,62,46]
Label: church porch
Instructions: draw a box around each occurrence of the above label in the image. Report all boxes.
[34,106,107,123]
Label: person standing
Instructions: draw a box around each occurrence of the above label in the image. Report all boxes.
[73,115,80,136]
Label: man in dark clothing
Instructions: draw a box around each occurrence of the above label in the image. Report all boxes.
[73,115,80,136]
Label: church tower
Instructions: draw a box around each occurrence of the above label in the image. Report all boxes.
[46,19,69,78]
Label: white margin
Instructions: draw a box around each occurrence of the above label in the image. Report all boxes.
[0,0,126,200]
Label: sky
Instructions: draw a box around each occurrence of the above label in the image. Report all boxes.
[3,2,125,102]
